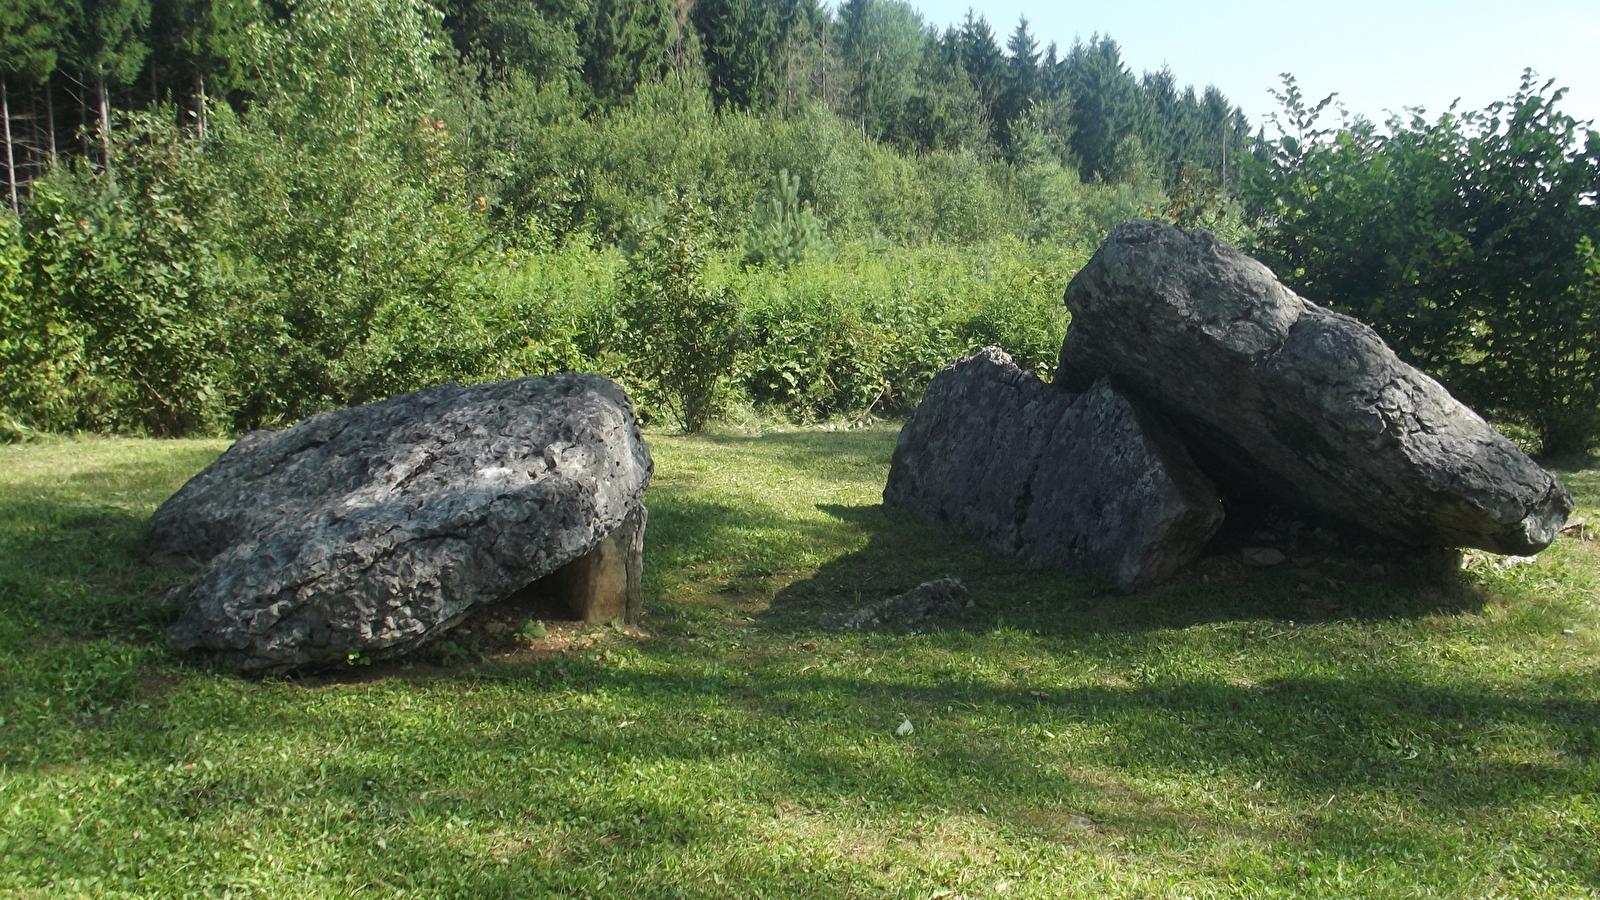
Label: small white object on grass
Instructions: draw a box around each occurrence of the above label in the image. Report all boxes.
[895,718,915,737]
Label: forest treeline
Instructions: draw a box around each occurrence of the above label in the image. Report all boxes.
[1,0,1596,454]
[0,0,1246,212]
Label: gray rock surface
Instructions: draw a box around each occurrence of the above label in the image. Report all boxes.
[884,347,1223,587]
[150,374,652,673]
[820,577,973,630]
[1056,219,1571,554]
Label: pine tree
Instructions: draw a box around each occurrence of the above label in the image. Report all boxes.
[1038,40,1065,101]
[953,11,1002,127]
[1063,35,1150,182]
[894,26,986,152]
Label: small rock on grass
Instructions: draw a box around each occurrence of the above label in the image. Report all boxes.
[1242,547,1287,567]
[820,577,972,631]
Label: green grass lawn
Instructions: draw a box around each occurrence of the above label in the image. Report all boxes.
[2,428,1597,899]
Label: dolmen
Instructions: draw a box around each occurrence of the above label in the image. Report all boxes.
[150,373,652,673]
[885,219,1572,588]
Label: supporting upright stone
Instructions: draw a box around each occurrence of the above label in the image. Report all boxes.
[884,347,1223,588]
[559,505,646,624]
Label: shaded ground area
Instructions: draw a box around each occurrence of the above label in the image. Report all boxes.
[1,427,1596,898]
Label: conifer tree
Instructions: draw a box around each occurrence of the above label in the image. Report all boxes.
[772,0,826,110]
[1063,35,1150,182]
[582,0,672,105]
[837,0,923,138]
[70,0,151,169]
[1,0,66,210]
[692,0,781,112]
[995,16,1039,153]
[148,0,254,135]
[895,26,986,152]
[440,0,585,87]
[953,11,1003,127]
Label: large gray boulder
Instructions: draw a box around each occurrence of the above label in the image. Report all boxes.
[1056,219,1571,554]
[151,374,652,673]
[884,348,1223,587]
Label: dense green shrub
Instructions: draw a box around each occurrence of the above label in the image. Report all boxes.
[0,0,1142,438]
[473,238,1078,427]
[0,213,45,438]
[735,241,1075,421]
[0,0,518,435]
[474,239,621,381]
[619,195,743,432]
[445,84,1148,250]
[2,119,231,435]
[1243,74,1600,455]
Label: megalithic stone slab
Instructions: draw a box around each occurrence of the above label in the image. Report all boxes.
[150,373,652,673]
[559,505,646,624]
[1055,219,1572,554]
[884,347,1223,587]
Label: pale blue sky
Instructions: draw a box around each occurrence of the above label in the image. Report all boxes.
[908,1,1600,133]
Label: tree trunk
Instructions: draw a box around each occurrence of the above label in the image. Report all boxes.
[3,78,17,215]
[44,77,56,164]
[97,73,113,175]
[195,71,208,139]
[79,78,90,159]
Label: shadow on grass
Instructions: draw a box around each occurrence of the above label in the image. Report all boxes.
[4,434,1594,895]
[0,445,223,629]
[0,499,184,641]
[759,503,1490,638]
[26,643,1595,894]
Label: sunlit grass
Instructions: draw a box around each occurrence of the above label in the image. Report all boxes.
[1,429,1596,898]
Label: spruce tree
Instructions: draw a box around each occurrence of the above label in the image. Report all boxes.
[1063,35,1150,182]
[692,0,780,112]
[995,16,1039,153]
[581,0,672,105]
[896,26,986,152]
[953,11,1003,127]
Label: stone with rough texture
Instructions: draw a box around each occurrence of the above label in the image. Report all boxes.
[1056,220,1572,555]
[558,505,646,624]
[820,577,973,630]
[884,347,1224,587]
[151,374,652,673]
